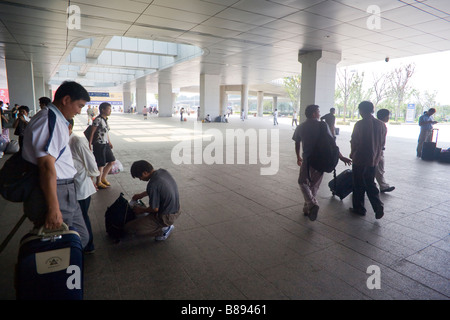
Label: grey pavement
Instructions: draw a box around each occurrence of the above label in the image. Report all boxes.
[0,113,449,300]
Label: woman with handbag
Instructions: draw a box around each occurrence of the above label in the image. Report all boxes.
[88,102,116,189]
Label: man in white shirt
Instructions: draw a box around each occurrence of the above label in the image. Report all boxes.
[292,110,298,127]
[22,81,91,248]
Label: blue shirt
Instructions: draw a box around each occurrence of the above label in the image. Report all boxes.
[419,113,434,131]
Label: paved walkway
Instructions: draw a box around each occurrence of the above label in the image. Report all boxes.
[0,113,449,300]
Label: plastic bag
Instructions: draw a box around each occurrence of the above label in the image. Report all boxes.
[0,137,8,152]
[109,159,123,174]
[5,140,20,154]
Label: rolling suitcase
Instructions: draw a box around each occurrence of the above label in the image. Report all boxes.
[421,129,439,161]
[328,169,353,200]
[16,223,84,300]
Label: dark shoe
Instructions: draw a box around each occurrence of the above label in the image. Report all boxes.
[308,205,319,221]
[380,186,395,193]
[349,207,366,216]
[375,207,384,219]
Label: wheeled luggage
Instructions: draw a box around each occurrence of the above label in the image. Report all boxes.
[421,129,439,161]
[105,193,136,241]
[15,223,84,300]
[328,169,353,200]
[439,148,450,163]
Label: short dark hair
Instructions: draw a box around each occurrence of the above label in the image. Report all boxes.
[39,97,51,105]
[428,108,436,114]
[18,105,29,113]
[358,101,374,114]
[130,160,154,179]
[99,102,111,114]
[54,81,90,103]
[305,104,319,119]
[376,109,390,120]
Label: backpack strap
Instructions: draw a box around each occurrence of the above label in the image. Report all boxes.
[44,108,57,153]
[0,213,27,253]
[333,169,337,196]
[45,108,66,161]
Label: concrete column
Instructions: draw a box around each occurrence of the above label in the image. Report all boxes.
[241,84,248,120]
[272,96,278,112]
[135,84,146,114]
[123,90,132,113]
[257,91,264,117]
[220,85,228,117]
[6,59,36,112]
[34,76,45,107]
[157,83,173,117]
[200,74,220,120]
[298,50,341,123]
[172,92,177,114]
[45,83,52,99]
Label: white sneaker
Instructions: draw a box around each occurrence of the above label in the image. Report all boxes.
[155,225,174,241]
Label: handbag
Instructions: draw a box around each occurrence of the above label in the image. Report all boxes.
[83,125,93,140]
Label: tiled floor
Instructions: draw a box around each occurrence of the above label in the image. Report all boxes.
[0,113,449,300]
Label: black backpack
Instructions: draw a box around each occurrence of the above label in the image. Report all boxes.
[105,193,136,241]
[0,109,63,203]
[308,121,340,173]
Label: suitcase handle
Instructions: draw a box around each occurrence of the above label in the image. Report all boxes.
[37,223,72,242]
[433,128,439,143]
[37,222,69,235]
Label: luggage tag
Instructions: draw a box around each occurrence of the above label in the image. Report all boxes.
[35,247,71,274]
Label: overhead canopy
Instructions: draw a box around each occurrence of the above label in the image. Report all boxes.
[0,0,449,92]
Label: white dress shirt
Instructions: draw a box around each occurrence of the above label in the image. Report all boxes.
[22,104,77,179]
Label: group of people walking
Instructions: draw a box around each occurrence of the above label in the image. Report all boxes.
[293,101,395,222]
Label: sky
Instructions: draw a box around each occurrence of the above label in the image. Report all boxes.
[345,50,450,105]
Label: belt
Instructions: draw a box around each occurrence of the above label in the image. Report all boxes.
[57,178,74,185]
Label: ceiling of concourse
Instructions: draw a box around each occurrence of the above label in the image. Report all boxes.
[0,0,449,94]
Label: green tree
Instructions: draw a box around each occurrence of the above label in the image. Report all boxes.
[336,68,356,122]
[283,74,301,113]
[348,72,372,119]
[371,71,389,110]
[388,63,415,122]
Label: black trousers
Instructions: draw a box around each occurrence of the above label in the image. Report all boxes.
[352,165,383,213]
[78,196,94,252]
